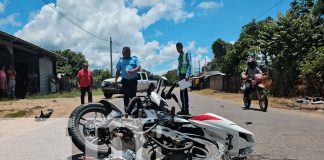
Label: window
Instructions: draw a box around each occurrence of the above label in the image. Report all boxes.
[137,73,141,80]
[141,73,147,80]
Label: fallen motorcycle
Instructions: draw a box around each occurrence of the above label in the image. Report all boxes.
[126,77,255,159]
[68,103,221,159]
[68,77,255,160]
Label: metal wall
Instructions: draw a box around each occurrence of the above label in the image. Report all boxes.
[39,57,53,93]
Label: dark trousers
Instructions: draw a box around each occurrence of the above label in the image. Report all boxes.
[244,81,251,99]
[179,75,189,114]
[121,78,137,111]
[80,87,92,104]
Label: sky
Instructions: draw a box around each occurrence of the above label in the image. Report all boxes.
[0,0,292,75]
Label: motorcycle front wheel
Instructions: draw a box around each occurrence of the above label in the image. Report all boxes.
[259,89,268,112]
[68,103,116,156]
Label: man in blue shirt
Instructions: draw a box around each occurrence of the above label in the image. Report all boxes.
[115,47,141,111]
[176,42,192,115]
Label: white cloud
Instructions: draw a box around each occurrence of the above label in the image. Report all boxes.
[0,13,22,27]
[14,0,196,75]
[196,47,208,54]
[154,30,163,37]
[139,0,194,28]
[197,1,224,10]
[0,0,8,13]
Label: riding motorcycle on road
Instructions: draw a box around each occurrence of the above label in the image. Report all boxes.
[68,77,255,160]
[241,73,268,112]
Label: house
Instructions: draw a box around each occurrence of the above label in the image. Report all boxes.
[205,71,226,91]
[0,31,67,97]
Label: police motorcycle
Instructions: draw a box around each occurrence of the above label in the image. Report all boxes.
[68,77,255,159]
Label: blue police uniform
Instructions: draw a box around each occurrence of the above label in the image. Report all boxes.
[116,56,140,110]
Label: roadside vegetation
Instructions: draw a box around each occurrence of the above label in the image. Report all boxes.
[165,0,323,98]
[1,106,46,118]
[194,89,324,112]
[26,89,103,100]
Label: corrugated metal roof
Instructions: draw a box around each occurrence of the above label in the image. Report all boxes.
[206,71,226,77]
[0,30,67,61]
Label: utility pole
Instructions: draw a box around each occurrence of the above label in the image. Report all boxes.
[198,59,200,74]
[110,37,113,77]
[205,57,207,72]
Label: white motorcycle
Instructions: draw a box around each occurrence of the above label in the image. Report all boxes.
[68,77,255,160]
[126,77,255,159]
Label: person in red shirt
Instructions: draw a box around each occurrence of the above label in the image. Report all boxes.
[77,63,93,104]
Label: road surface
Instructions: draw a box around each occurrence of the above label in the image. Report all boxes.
[0,90,324,160]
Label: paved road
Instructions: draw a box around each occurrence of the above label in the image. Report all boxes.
[1,90,324,160]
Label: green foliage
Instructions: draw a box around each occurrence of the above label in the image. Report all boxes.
[55,49,87,77]
[205,0,323,96]
[163,69,178,83]
[92,69,111,82]
[299,47,324,95]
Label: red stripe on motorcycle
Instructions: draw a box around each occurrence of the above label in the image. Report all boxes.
[190,114,222,121]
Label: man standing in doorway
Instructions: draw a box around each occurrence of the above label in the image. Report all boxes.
[176,42,192,115]
[77,63,93,104]
[7,65,16,98]
[115,47,141,112]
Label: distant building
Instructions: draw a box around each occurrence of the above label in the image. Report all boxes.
[0,31,67,97]
[205,71,226,91]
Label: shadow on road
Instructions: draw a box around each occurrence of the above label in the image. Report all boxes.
[67,153,83,160]
[242,107,267,112]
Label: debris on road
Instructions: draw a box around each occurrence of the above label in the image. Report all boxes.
[296,97,324,105]
[35,109,53,121]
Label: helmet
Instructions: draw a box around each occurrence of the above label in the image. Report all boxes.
[247,57,256,68]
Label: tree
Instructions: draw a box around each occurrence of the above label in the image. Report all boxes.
[55,49,87,78]
[163,69,178,84]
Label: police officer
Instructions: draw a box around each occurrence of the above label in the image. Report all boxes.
[176,42,192,115]
[115,47,141,112]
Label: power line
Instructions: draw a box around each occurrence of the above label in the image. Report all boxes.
[227,0,285,38]
[255,0,285,20]
[41,0,111,42]
[40,0,160,56]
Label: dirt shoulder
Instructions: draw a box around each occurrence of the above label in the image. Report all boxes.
[0,95,108,118]
[191,89,324,114]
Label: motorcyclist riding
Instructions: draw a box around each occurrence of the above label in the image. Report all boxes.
[242,57,262,102]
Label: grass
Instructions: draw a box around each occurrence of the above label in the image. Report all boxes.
[27,89,103,100]
[0,98,15,105]
[3,106,46,118]
[4,109,32,118]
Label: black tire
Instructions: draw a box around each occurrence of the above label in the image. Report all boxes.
[142,136,221,160]
[104,92,112,99]
[259,90,268,112]
[68,103,111,156]
[244,97,251,109]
